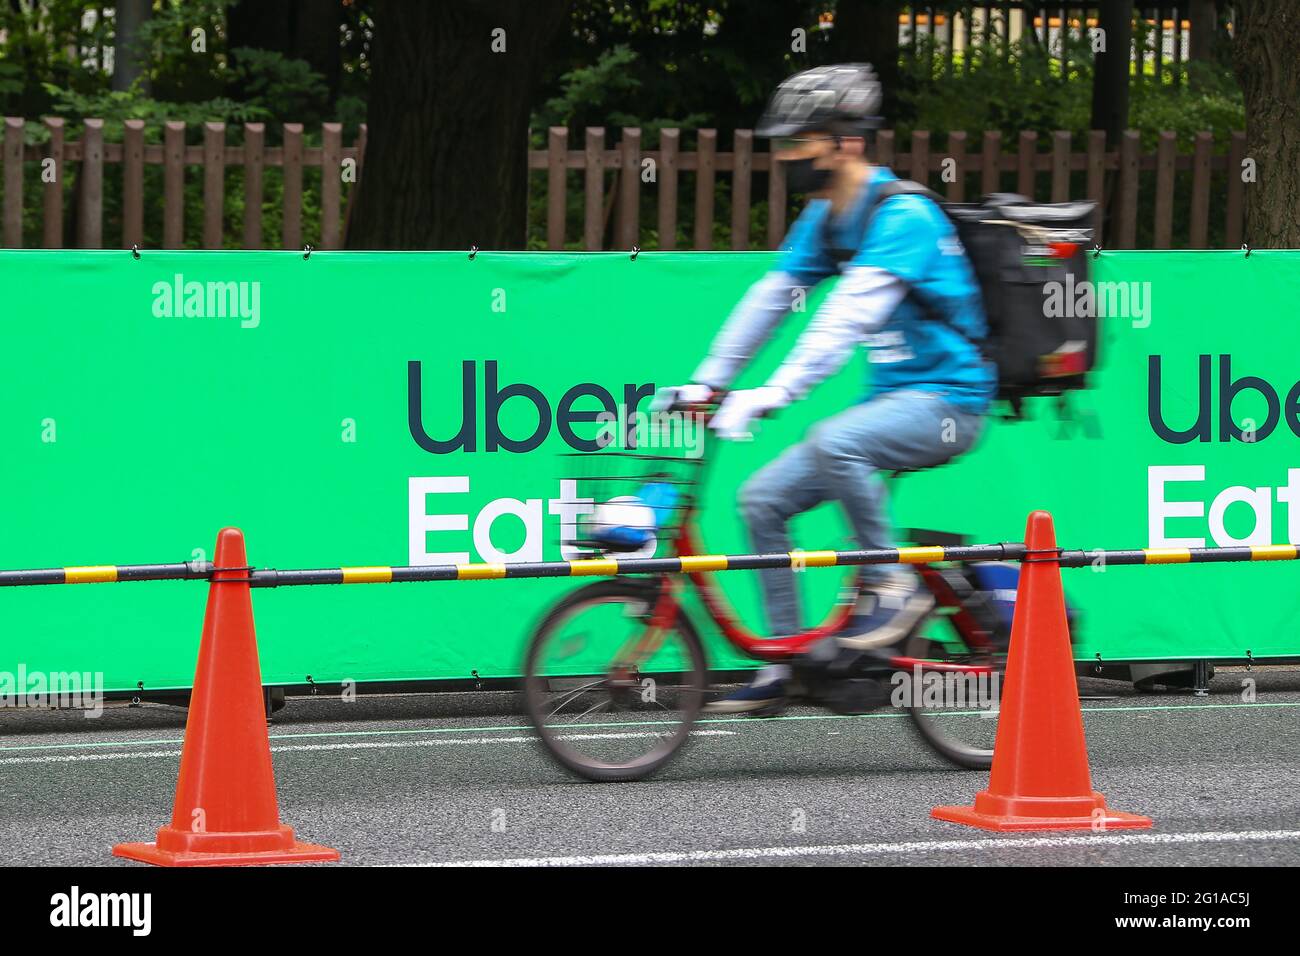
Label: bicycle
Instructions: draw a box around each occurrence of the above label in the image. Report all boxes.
[520,402,1025,782]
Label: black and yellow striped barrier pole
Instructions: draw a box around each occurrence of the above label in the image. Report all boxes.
[1061,545,1298,567]
[0,561,212,587]
[1,542,1296,588]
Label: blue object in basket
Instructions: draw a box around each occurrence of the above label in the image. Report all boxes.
[638,481,679,522]
[593,481,679,550]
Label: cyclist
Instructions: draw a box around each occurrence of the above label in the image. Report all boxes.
[655,64,995,714]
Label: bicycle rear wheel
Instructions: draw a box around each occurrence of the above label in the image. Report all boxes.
[904,623,1007,770]
[522,579,707,782]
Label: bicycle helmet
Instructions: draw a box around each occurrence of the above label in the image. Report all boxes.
[755,63,885,139]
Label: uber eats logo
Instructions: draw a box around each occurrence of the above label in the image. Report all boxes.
[405,359,651,566]
[1148,354,1300,443]
[407,360,655,453]
[403,361,709,566]
[1146,354,1300,548]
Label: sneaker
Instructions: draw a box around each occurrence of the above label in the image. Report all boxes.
[704,665,789,715]
[837,577,935,650]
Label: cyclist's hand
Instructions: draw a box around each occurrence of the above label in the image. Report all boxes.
[709,385,789,441]
[650,382,714,413]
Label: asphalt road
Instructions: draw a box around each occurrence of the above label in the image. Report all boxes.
[1,669,1297,867]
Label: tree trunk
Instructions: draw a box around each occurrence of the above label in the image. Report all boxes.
[1233,0,1300,247]
[111,0,151,93]
[227,0,345,104]
[1187,0,1217,61]
[1090,0,1132,145]
[346,1,569,250]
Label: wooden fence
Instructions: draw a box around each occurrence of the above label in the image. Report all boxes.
[0,119,1246,252]
[1,118,365,251]
[532,126,1247,252]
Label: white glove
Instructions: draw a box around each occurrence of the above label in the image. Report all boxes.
[709,385,789,441]
[650,382,715,413]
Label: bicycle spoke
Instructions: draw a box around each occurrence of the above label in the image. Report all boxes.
[545,677,607,719]
[570,696,612,722]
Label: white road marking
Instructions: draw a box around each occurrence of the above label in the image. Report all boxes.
[2,698,1295,756]
[429,829,1300,867]
[0,729,734,765]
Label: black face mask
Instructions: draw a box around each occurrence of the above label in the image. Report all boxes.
[784,157,832,194]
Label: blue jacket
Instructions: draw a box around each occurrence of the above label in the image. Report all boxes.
[693,167,996,413]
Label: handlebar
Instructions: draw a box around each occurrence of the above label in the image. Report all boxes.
[669,390,780,426]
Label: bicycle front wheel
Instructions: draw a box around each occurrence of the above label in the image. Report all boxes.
[904,624,1007,771]
[522,579,708,782]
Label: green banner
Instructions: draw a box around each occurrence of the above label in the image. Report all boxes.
[2,250,1297,691]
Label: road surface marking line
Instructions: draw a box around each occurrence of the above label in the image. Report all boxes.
[428,829,1300,867]
[0,729,734,765]
[2,699,1296,755]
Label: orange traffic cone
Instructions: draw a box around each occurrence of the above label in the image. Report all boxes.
[931,511,1152,832]
[113,528,339,865]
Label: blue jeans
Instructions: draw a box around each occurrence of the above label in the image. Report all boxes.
[739,388,983,636]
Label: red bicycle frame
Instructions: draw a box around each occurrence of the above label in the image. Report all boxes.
[642,502,995,675]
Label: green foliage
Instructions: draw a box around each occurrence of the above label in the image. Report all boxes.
[0,0,109,114]
[0,61,26,100]
[536,44,640,127]
[134,0,233,103]
[1127,61,1245,150]
[545,0,832,142]
[897,31,1093,140]
[42,83,266,137]
[533,45,709,146]
[334,95,369,139]
[897,28,1244,145]
[227,47,331,128]
[0,1,355,129]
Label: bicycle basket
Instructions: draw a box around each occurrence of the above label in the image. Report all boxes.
[557,450,704,557]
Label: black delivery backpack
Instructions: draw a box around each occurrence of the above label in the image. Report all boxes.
[850,182,1100,415]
